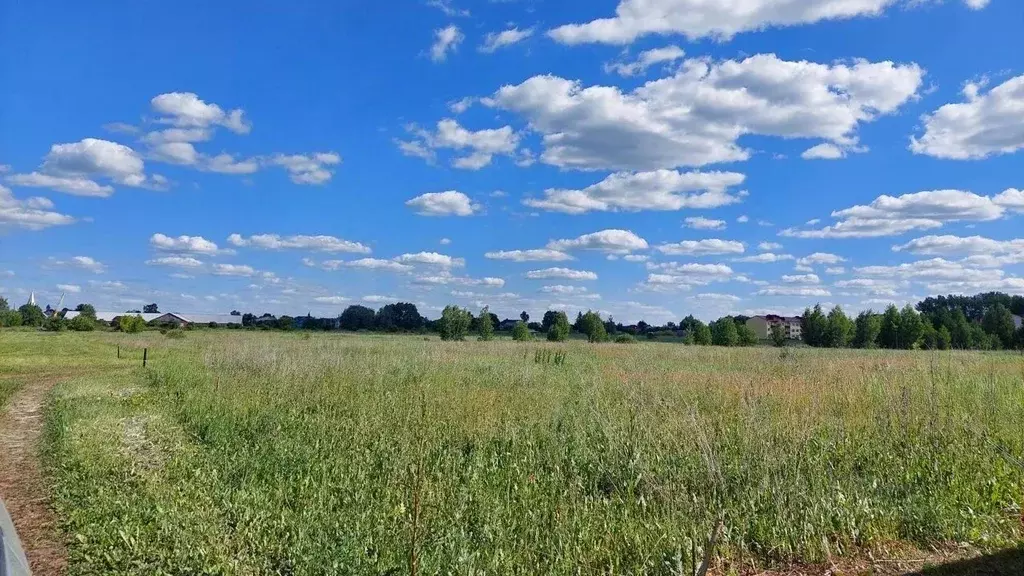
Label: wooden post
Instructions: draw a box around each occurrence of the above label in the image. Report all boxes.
[117,345,120,359]
[143,348,147,368]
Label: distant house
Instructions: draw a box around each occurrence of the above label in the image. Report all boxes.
[497,319,519,331]
[747,315,803,340]
[63,311,242,327]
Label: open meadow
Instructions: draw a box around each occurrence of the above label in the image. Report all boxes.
[2,330,1023,574]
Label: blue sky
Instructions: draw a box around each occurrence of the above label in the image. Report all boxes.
[2,0,1023,323]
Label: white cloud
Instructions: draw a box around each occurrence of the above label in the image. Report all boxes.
[525,267,598,280]
[758,242,782,251]
[398,119,519,169]
[267,153,341,184]
[430,25,464,63]
[413,273,505,287]
[426,0,469,16]
[796,253,846,266]
[855,258,995,285]
[485,249,573,262]
[406,191,479,216]
[893,235,1024,256]
[541,285,592,295]
[525,170,744,214]
[151,233,223,255]
[325,258,413,273]
[623,254,649,262]
[439,237,452,245]
[737,215,749,223]
[395,252,465,268]
[734,252,793,263]
[782,189,1009,238]
[314,296,351,305]
[756,286,832,297]
[67,256,106,273]
[228,233,371,254]
[834,278,902,296]
[146,256,204,268]
[801,143,849,160]
[911,74,1024,160]
[89,280,127,291]
[684,216,726,230]
[488,54,923,170]
[642,263,734,289]
[56,283,81,294]
[151,92,250,134]
[212,263,256,277]
[547,229,648,254]
[995,189,1024,211]
[207,153,261,175]
[782,273,820,284]
[826,267,846,274]
[545,0,954,44]
[657,239,744,256]
[361,295,400,304]
[0,184,75,230]
[480,27,534,53]
[605,45,685,76]
[9,138,161,196]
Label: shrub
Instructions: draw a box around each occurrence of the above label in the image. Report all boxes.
[0,309,22,327]
[118,315,146,334]
[68,315,96,332]
[546,311,570,342]
[42,316,67,332]
[478,306,494,341]
[580,310,608,343]
[163,329,185,340]
[614,334,636,344]
[18,303,45,327]
[511,320,531,341]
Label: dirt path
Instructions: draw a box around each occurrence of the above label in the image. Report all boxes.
[0,377,67,575]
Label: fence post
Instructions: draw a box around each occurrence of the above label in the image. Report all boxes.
[143,348,147,368]
[117,345,120,359]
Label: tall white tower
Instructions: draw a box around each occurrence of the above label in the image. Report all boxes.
[27,292,36,306]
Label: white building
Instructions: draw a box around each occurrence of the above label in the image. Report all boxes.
[747,315,803,340]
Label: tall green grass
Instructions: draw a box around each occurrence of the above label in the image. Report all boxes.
[38,331,1024,574]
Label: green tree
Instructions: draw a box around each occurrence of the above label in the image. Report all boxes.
[801,305,828,347]
[711,316,739,347]
[118,314,145,333]
[0,296,8,311]
[968,323,988,350]
[69,314,96,331]
[737,323,759,346]
[42,315,67,332]
[937,325,952,350]
[949,309,972,349]
[878,305,901,349]
[898,304,924,350]
[693,322,713,346]
[18,303,45,327]
[823,305,854,348]
[277,316,295,331]
[579,310,608,343]
[439,305,472,341]
[0,310,22,327]
[770,323,787,347]
[477,306,495,341]
[511,320,531,341]
[339,305,376,330]
[853,311,881,348]
[541,311,560,333]
[920,322,938,350]
[520,311,529,323]
[981,303,1016,349]
[75,303,97,319]
[546,311,570,342]
[1015,323,1024,350]
[143,303,159,314]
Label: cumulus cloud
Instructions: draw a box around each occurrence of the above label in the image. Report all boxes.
[228,233,371,254]
[656,239,744,256]
[487,54,923,170]
[430,25,464,62]
[911,74,1024,160]
[782,273,820,284]
[66,256,106,273]
[315,296,351,305]
[604,45,685,76]
[323,258,413,273]
[893,235,1024,257]
[801,143,858,160]
[796,253,846,267]
[406,191,479,216]
[145,256,204,268]
[758,242,783,251]
[642,263,734,289]
[8,138,162,196]
[397,119,519,169]
[267,153,341,184]
[212,263,256,277]
[525,267,598,280]
[56,283,81,294]
[541,285,593,295]
[756,286,832,297]
[547,229,648,254]
[394,252,465,268]
[484,249,573,262]
[151,233,224,255]
[733,252,793,263]
[834,278,902,296]
[782,189,1010,238]
[480,27,534,53]
[684,216,726,230]
[526,170,744,214]
[854,258,996,286]
[0,184,75,230]
[413,273,505,287]
[151,92,250,134]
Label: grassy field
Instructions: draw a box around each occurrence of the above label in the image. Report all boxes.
[4,330,1023,574]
